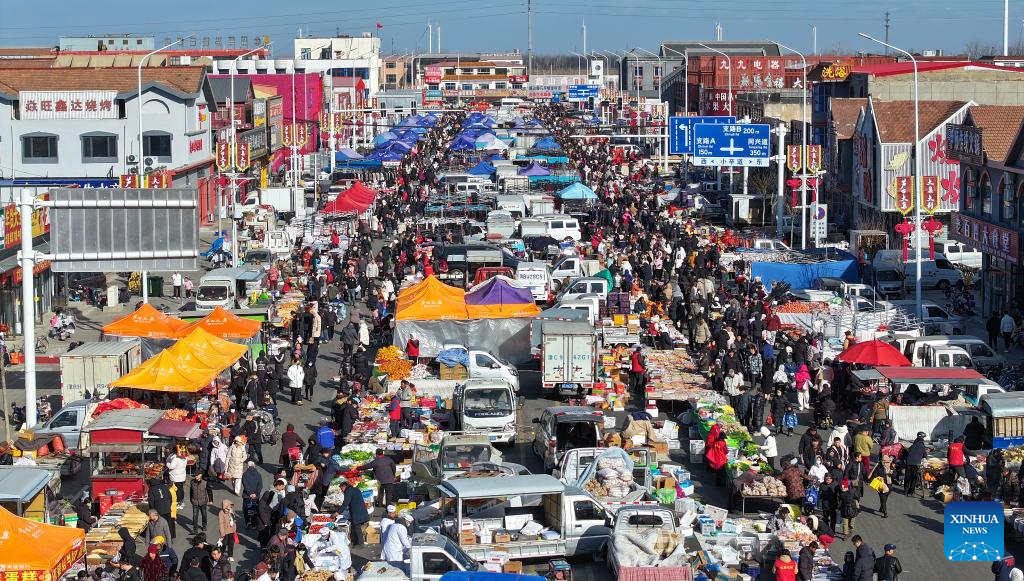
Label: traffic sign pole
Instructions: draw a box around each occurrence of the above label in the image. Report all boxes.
[775,122,787,238]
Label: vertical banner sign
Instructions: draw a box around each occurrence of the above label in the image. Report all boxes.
[894,177,914,215]
[295,123,308,147]
[787,145,803,172]
[235,142,251,172]
[922,176,940,214]
[333,113,342,134]
[150,173,172,188]
[806,144,822,172]
[216,141,232,171]
[119,174,138,188]
[282,124,293,147]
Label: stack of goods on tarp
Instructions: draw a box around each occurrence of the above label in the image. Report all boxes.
[273,294,305,328]
[585,456,634,499]
[610,527,690,568]
[374,346,413,380]
[620,414,670,456]
[642,349,711,401]
[91,398,147,418]
[84,503,150,566]
[741,475,786,498]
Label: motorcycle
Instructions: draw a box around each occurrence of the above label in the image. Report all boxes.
[49,314,76,341]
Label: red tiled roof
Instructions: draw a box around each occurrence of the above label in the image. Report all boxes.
[830,98,867,140]
[0,47,54,57]
[853,61,1024,77]
[966,105,1024,162]
[871,99,967,143]
[0,66,207,96]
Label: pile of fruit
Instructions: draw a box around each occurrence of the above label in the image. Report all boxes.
[773,301,828,314]
[162,409,189,421]
[378,358,413,380]
[375,345,403,363]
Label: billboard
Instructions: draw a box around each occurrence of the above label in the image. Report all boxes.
[19,90,118,120]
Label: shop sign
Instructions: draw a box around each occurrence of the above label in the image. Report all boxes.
[12,259,51,285]
[508,75,529,84]
[188,138,204,154]
[951,213,1020,264]
[806,145,821,172]
[144,173,172,189]
[119,174,138,188]
[894,176,914,215]
[922,176,940,214]
[253,99,267,127]
[235,142,251,171]
[19,90,117,119]
[4,202,49,249]
[945,124,983,165]
[819,63,852,82]
[787,145,803,172]
[424,66,442,84]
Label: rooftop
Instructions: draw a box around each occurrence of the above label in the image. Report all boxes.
[0,66,208,98]
[965,104,1024,162]
[660,40,781,57]
[870,99,967,143]
[831,98,868,140]
[853,60,1024,77]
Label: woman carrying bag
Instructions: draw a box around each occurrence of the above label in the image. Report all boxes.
[868,454,895,519]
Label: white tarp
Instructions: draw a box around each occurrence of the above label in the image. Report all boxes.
[393,318,533,364]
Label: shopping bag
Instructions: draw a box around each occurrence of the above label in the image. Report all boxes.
[869,476,888,493]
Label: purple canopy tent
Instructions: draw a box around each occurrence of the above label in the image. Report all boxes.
[518,161,551,176]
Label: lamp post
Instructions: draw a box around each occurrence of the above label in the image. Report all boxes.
[697,43,732,191]
[137,35,192,303]
[229,44,270,267]
[660,45,689,116]
[569,51,584,77]
[775,41,809,248]
[859,32,923,321]
[634,47,667,173]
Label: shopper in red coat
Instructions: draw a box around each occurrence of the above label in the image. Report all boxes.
[706,433,730,484]
[948,436,967,480]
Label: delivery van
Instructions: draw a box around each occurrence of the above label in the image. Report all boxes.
[872,250,963,290]
[452,379,519,444]
[196,267,267,310]
[903,335,1005,368]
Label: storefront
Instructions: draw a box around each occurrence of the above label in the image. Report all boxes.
[950,212,1022,315]
[1,198,52,329]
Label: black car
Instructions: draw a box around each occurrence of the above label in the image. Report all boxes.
[66,272,107,291]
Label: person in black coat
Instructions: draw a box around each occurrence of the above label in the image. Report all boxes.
[338,480,369,546]
[904,432,928,497]
[76,498,97,532]
[147,478,175,539]
[117,527,138,564]
[180,536,212,581]
[798,541,818,581]
[280,545,314,581]
[255,491,277,548]
[336,399,359,445]
[180,556,208,581]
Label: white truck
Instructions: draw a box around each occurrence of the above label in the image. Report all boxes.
[435,474,611,561]
[515,261,550,302]
[257,187,306,220]
[195,267,268,310]
[59,341,142,403]
[556,447,656,511]
[607,506,695,581]
[410,434,507,498]
[540,320,598,397]
[356,533,481,581]
[389,345,520,393]
[451,379,519,444]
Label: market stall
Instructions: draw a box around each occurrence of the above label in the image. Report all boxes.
[101,303,191,358]
[176,306,267,357]
[0,466,60,521]
[82,408,201,501]
[0,505,86,581]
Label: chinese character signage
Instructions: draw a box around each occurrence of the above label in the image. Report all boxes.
[945,124,983,165]
[922,176,940,214]
[253,99,267,127]
[787,145,803,172]
[216,141,232,171]
[18,90,118,120]
[819,63,852,82]
[235,142,250,171]
[424,65,442,84]
[295,123,308,145]
[806,144,822,172]
[119,174,139,188]
[3,202,49,250]
[894,176,914,215]
[951,213,1020,264]
[145,173,172,188]
[282,124,293,147]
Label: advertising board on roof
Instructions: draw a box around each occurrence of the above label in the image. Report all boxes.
[19,90,118,120]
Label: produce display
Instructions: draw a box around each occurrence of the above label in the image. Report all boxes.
[377,358,413,380]
[641,349,713,401]
[375,345,402,362]
[773,301,829,314]
[299,570,334,581]
[742,475,786,497]
[584,456,635,498]
[162,409,189,421]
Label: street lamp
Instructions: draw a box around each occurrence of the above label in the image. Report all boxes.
[137,34,193,303]
[569,51,585,77]
[859,32,923,321]
[660,45,689,116]
[696,43,732,116]
[634,47,667,173]
[775,41,809,249]
[229,43,271,267]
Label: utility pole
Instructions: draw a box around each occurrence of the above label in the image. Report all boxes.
[1,348,10,442]
[582,19,587,57]
[527,0,533,78]
[1005,0,1010,56]
[811,25,817,55]
[884,12,890,52]
[775,122,787,237]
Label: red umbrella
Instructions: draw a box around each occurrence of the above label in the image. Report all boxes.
[836,339,911,367]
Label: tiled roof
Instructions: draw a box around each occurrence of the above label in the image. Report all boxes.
[967,105,1024,162]
[0,66,207,97]
[871,99,967,143]
[830,98,867,140]
[0,47,54,57]
[853,61,1024,76]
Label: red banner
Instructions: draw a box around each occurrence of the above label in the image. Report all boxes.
[282,124,293,147]
[333,112,342,131]
[235,142,250,171]
[119,174,138,188]
[145,173,172,188]
[922,176,940,214]
[787,145,803,173]
[216,141,231,171]
[894,176,914,215]
[806,144,821,172]
[295,123,308,146]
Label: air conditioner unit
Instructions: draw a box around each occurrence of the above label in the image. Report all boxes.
[126,154,138,164]
[144,157,155,166]
[129,167,139,175]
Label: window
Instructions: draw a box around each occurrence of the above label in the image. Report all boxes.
[49,411,78,429]
[444,83,456,90]
[965,169,978,210]
[462,84,473,91]
[22,134,58,163]
[421,553,456,576]
[474,353,495,368]
[300,48,311,60]
[385,74,397,83]
[980,173,992,215]
[143,133,172,162]
[385,61,396,69]
[136,39,143,45]
[573,500,604,520]
[1001,177,1016,221]
[82,134,117,162]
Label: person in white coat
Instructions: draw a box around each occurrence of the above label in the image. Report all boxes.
[310,527,351,575]
[287,360,305,406]
[759,426,779,471]
[380,513,412,565]
[358,320,370,350]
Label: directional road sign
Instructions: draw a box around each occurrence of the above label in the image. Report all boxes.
[668,116,736,155]
[567,84,600,101]
[692,123,772,167]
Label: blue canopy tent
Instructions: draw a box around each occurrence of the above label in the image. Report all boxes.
[334,148,365,163]
[397,115,421,127]
[372,131,398,146]
[450,134,478,151]
[367,149,404,162]
[532,137,562,151]
[517,155,569,165]
[750,251,859,291]
[467,161,496,175]
[519,161,551,176]
[380,140,413,153]
[557,182,598,200]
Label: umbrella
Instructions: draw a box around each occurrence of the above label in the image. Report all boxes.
[836,339,911,367]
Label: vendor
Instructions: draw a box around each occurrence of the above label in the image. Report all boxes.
[381,512,414,567]
[705,431,729,485]
[309,526,352,577]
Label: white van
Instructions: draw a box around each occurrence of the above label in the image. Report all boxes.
[883,300,963,335]
[872,250,964,290]
[903,335,1005,367]
[933,240,982,269]
[453,379,519,444]
[538,214,582,241]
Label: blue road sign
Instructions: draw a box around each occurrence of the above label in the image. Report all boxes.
[567,84,600,101]
[692,123,771,167]
[668,116,736,155]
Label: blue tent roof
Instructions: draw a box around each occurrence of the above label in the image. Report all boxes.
[450,135,477,151]
[532,137,561,151]
[372,131,398,146]
[368,149,404,162]
[467,161,496,175]
[334,147,364,162]
[557,182,598,200]
[380,140,412,153]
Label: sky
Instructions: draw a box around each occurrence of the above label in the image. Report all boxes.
[0,0,1019,57]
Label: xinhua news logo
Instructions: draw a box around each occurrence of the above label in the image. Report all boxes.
[944,501,1004,562]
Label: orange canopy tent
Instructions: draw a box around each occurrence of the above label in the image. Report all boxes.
[0,505,86,581]
[102,303,190,339]
[395,275,468,321]
[177,306,261,339]
[111,328,247,393]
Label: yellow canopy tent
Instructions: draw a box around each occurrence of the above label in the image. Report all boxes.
[111,328,247,393]
[396,276,469,321]
[102,303,189,339]
[177,306,261,339]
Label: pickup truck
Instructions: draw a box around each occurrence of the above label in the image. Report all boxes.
[32,399,97,452]
[356,533,484,580]
[386,345,520,393]
[607,507,694,580]
[410,434,506,498]
[555,447,655,512]
[434,474,611,561]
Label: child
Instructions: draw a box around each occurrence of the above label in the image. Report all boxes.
[842,550,856,581]
[782,404,798,437]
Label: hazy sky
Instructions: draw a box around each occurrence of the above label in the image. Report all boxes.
[0,0,1017,56]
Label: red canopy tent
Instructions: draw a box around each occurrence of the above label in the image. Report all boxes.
[321,181,378,214]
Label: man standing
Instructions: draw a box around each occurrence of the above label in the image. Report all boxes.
[188,472,213,533]
[172,271,183,299]
[148,479,175,539]
[357,449,398,508]
[338,480,369,546]
[904,432,928,497]
[166,450,188,511]
[851,535,875,581]
[873,544,903,581]
[628,346,647,397]
[1001,311,1017,353]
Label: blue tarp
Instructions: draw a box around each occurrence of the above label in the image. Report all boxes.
[532,137,561,151]
[334,147,364,161]
[557,182,597,200]
[467,162,496,175]
[750,256,859,291]
[437,347,470,367]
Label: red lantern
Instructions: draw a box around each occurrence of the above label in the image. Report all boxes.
[921,217,944,260]
[787,177,803,208]
[894,219,915,262]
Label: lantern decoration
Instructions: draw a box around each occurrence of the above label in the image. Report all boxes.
[895,219,915,262]
[787,177,803,208]
[806,177,821,203]
[921,217,944,260]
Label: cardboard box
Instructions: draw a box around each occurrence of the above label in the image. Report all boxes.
[365,527,381,545]
[650,439,670,457]
[655,475,677,490]
[503,562,523,574]
[440,364,469,380]
[494,533,512,543]
[460,531,477,545]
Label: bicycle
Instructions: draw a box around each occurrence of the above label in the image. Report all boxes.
[35,335,48,354]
